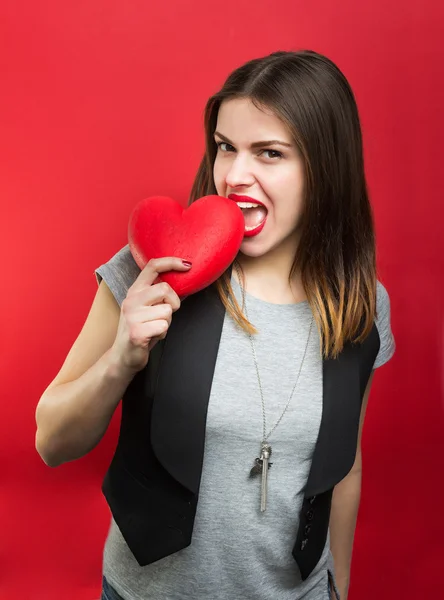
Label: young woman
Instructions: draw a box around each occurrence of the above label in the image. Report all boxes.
[35,50,395,600]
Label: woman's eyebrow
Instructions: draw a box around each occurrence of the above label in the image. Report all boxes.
[214,131,293,149]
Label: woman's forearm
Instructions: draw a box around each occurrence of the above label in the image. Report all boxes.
[329,468,362,600]
[35,348,136,467]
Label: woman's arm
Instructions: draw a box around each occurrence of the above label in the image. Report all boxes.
[329,371,375,600]
[35,257,186,467]
[35,281,134,467]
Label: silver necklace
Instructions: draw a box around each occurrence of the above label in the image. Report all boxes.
[234,262,314,512]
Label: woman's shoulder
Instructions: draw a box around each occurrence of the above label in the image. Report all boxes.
[373,280,396,369]
[95,244,141,306]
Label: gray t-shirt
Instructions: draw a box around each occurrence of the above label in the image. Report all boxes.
[95,246,395,600]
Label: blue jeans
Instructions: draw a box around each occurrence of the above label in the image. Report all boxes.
[101,576,125,600]
[101,573,340,600]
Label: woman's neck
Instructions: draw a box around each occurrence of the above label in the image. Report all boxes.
[236,243,307,305]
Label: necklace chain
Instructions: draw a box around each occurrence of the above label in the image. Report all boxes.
[234,262,314,443]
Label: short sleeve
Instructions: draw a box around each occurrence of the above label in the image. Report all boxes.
[94,245,141,307]
[373,281,396,368]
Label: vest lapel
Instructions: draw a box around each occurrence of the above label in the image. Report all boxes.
[304,324,379,497]
[150,285,226,494]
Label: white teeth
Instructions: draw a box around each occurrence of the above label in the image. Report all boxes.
[234,200,267,231]
[236,202,261,209]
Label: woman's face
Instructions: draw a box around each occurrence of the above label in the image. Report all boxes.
[213,97,305,259]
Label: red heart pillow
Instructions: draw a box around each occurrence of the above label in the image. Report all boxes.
[128,195,245,297]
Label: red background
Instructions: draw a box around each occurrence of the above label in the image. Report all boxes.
[1,1,443,599]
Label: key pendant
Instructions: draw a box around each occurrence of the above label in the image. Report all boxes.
[260,442,272,512]
[249,457,263,477]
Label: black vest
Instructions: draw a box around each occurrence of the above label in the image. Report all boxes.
[102,284,379,581]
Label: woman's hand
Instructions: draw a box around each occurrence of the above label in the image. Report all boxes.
[110,257,191,374]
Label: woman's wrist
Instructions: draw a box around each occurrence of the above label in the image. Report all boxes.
[104,346,141,384]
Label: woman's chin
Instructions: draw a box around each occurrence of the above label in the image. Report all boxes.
[239,235,271,258]
[238,225,299,260]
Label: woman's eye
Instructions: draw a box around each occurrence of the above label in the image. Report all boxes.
[215,142,282,160]
[261,149,283,160]
[217,142,235,152]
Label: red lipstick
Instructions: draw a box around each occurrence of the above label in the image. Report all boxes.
[228,194,268,238]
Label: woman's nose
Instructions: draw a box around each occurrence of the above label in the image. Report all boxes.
[225,155,255,189]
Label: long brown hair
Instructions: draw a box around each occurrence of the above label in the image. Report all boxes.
[189,50,376,359]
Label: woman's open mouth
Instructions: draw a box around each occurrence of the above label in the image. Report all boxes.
[228,194,268,237]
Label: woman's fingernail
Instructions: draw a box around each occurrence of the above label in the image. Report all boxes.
[182,260,192,267]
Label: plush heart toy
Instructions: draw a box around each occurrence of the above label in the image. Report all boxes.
[128,195,245,297]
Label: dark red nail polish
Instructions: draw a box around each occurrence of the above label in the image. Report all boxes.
[182,260,192,267]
